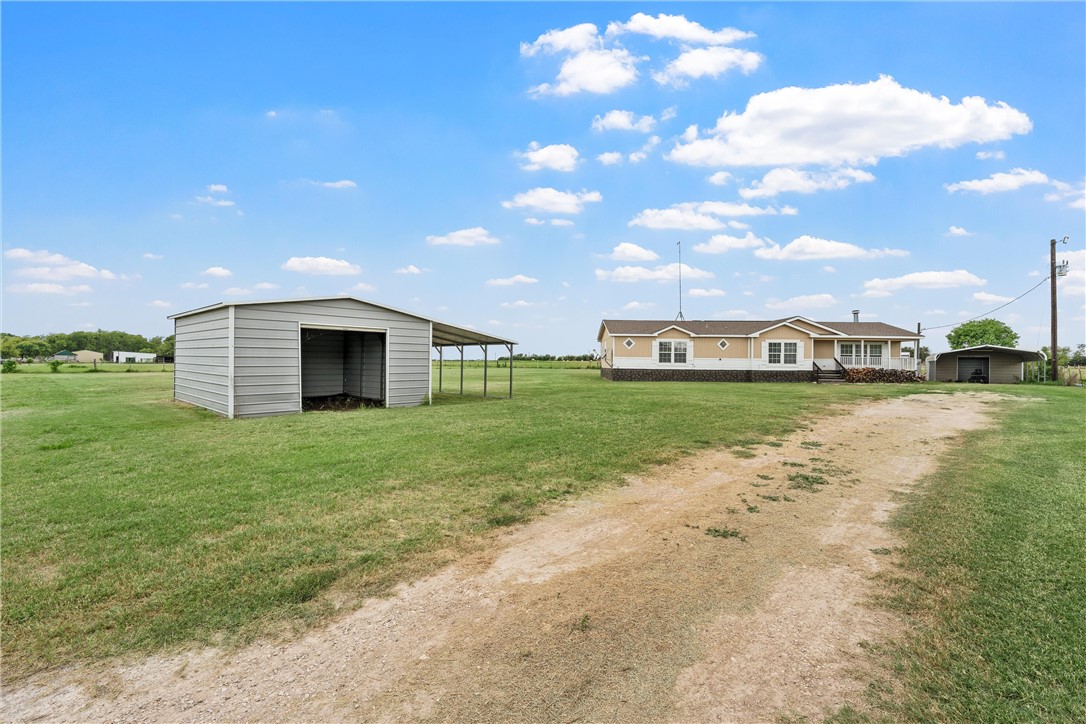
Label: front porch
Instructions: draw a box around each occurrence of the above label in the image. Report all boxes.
[816,355,918,371]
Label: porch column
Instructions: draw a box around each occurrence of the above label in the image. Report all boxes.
[482,344,488,398]
[507,343,513,399]
[438,347,443,392]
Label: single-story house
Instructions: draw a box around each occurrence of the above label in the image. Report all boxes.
[73,350,104,364]
[168,296,515,418]
[111,351,157,364]
[926,345,1046,384]
[598,316,922,382]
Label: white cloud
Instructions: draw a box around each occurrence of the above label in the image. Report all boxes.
[524,217,547,225]
[351,282,377,294]
[610,242,659,262]
[862,269,986,297]
[551,218,575,227]
[622,301,655,310]
[628,135,660,163]
[201,266,233,277]
[319,179,358,189]
[281,257,361,275]
[426,227,501,246]
[253,282,279,290]
[728,220,751,230]
[765,293,837,310]
[396,264,423,275]
[180,281,209,289]
[4,248,118,281]
[976,150,1005,160]
[501,300,542,308]
[948,225,974,237]
[266,110,277,118]
[660,107,678,122]
[597,151,624,166]
[143,253,163,260]
[530,48,640,97]
[973,292,1013,304]
[693,231,767,254]
[207,184,229,193]
[754,235,909,261]
[689,288,726,297]
[487,274,539,286]
[668,76,1031,168]
[653,46,763,87]
[606,12,754,46]
[521,22,600,56]
[223,287,251,296]
[7,283,93,295]
[822,266,836,273]
[592,110,656,132]
[739,167,875,199]
[502,187,602,215]
[629,201,795,230]
[925,309,947,315]
[946,167,1050,194]
[1060,249,1085,298]
[519,142,580,172]
[148,300,172,308]
[595,262,713,283]
[707,171,732,186]
[195,195,235,207]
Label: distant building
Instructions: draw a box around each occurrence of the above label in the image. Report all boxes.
[51,350,77,362]
[74,350,104,364]
[111,351,157,363]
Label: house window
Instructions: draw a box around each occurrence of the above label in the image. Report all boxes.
[717,339,729,351]
[658,340,688,364]
[623,338,635,349]
[768,342,798,364]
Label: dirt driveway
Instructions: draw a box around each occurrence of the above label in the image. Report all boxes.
[4,392,1007,722]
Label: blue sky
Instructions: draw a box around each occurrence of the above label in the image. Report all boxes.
[3,2,1084,354]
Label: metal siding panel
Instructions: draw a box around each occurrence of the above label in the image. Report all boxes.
[345,332,363,397]
[173,309,230,416]
[362,332,384,400]
[301,329,346,397]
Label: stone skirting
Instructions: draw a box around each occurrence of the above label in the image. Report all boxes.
[601,367,815,383]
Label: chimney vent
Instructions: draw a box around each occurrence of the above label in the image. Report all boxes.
[852,309,860,323]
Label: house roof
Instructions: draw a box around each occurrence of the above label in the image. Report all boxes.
[928,345,1046,362]
[599,317,920,340]
[169,296,516,347]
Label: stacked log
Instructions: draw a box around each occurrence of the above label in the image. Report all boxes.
[844,367,925,383]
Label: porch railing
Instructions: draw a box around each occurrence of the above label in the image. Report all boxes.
[831,355,916,371]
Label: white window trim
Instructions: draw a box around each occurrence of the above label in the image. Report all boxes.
[761,339,806,367]
[655,338,692,365]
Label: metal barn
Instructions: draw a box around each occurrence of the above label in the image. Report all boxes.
[169,296,515,418]
[926,345,1047,384]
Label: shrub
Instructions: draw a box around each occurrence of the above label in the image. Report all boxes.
[48,360,64,373]
[1,360,18,374]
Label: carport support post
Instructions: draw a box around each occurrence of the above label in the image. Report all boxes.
[507,343,513,398]
[438,347,443,393]
[458,345,464,395]
[483,344,488,398]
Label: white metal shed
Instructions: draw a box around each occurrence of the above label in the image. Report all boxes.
[169,296,515,418]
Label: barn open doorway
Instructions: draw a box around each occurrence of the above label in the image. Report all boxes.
[300,327,386,409]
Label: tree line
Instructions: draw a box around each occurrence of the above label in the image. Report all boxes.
[0,331,175,360]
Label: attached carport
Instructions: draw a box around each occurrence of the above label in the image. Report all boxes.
[432,322,517,398]
[927,345,1047,384]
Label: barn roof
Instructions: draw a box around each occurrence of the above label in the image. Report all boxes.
[170,296,516,347]
[928,345,1047,362]
[599,317,920,340]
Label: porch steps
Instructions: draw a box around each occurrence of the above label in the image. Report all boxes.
[815,368,846,384]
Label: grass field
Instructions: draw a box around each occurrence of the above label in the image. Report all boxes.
[2,368,1083,719]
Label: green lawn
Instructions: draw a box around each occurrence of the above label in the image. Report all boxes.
[1,368,916,680]
[2,369,1082,720]
[873,386,1086,721]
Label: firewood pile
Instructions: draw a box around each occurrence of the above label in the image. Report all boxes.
[844,367,925,384]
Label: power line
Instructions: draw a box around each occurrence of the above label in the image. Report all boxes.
[921,276,1051,331]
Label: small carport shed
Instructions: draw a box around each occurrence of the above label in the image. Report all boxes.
[927,345,1047,384]
[169,296,516,418]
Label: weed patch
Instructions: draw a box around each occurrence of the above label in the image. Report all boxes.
[705,526,747,542]
[787,473,829,492]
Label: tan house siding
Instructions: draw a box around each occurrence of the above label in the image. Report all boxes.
[889,341,902,357]
[753,325,810,344]
[613,336,652,357]
[813,340,835,359]
[789,319,830,335]
[658,328,693,340]
[693,337,748,359]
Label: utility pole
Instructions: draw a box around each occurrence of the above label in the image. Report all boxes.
[676,241,685,321]
[1050,236,1069,382]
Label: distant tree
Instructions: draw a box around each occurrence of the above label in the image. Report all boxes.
[1070,344,1086,366]
[901,345,931,361]
[946,319,1019,350]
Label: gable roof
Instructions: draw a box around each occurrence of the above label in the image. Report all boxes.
[599,318,920,340]
[928,345,1046,362]
[169,296,516,347]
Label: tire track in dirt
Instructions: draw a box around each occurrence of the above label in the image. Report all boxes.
[3,392,1012,723]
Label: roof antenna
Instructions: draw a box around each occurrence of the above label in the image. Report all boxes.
[676,241,686,321]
